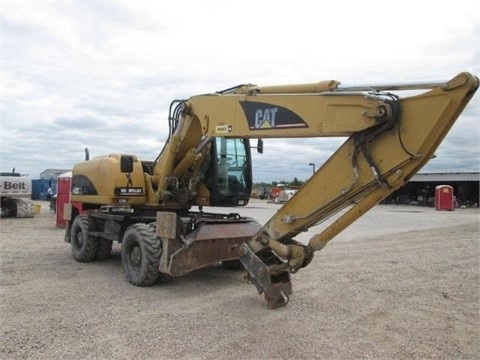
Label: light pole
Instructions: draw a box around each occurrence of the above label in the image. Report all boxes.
[308,163,315,175]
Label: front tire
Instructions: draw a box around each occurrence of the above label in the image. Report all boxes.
[70,215,98,262]
[121,224,162,286]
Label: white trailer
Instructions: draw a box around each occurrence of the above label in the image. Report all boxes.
[0,172,34,218]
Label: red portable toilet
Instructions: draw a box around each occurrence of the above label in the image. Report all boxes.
[56,171,72,227]
[435,185,454,211]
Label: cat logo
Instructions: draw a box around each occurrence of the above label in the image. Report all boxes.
[255,108,278,129]
[240,101,307,130]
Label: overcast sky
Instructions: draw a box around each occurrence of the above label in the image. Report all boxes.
[1,0,479,182]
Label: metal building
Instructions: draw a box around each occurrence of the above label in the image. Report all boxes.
[385,172,479,207]
[40,169,71,180]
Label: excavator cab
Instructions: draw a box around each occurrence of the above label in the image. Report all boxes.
[200,137,252,207]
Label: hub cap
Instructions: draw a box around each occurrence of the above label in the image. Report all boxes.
[130,245,142,269]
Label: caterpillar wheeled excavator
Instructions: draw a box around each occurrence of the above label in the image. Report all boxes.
[64,72,478,308]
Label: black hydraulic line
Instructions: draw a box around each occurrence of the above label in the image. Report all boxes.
[152,100,186,168]
[216,84,251,94]
[351,93,400,188]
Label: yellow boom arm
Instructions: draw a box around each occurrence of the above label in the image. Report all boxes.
[159,72,479,307]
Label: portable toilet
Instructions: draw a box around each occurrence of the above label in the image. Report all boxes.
[56,171,72,227]
[435,185,454,211]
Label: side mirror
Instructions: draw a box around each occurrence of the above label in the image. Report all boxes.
[256,139,264,154]
[120,155,134,173]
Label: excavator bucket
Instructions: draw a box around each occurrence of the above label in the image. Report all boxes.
[239,244,292,309]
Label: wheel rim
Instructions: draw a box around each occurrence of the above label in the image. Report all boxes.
[75,230,83,247]
[129,245,142,270]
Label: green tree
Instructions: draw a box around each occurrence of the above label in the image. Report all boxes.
[291,177,301,186]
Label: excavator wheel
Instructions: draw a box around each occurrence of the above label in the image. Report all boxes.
[70,215,98,262]
[121,223,162,286]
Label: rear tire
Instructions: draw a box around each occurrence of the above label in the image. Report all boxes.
[121,223,162,286]
[70,215,98,262]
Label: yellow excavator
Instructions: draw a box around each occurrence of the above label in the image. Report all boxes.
[65,72,478,308]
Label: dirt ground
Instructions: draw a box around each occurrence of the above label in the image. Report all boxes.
[1,200,479,359]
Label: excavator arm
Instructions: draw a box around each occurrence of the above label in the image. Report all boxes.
[155,72,478,308]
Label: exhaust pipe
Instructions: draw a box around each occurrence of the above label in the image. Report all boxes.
[85,148,90,161]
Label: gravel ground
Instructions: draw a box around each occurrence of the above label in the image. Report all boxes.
[1,200,479,359]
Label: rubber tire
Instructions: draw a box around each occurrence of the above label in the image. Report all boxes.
[121,223,161,286]
[147,222,172,283]
[70,215,98,262]
[96,238,113,260]
[0,198,17,217]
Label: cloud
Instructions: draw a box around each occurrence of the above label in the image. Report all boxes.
[54,116,105,129]
[1,0,479,182]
